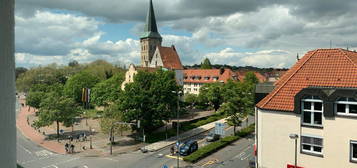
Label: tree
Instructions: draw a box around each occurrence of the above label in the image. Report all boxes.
[91,72,125,106]
[117,70,180,132]
[100,104,131,137]
[64,71,99,103]
[200,58,212,69]
[244,71,259,84]
[26,91,43,109]
[68,60,79,67]
[184,93,198,108]
[219,98,247,134]
[199,83,223,111]
[34,92,81,141]
[15,67,28,79]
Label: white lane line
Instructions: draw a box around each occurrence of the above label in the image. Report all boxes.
[102,157,119,162]
[41,157,80,168]
[241,153,251,160]
[18,144,32,154]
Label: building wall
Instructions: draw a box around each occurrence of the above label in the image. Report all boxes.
[175,69,184,86]
[257,108,357,168]
[140,38,161,67]
[0,0,16,166]
[149,48,163,68]
[121,64,137,90]
[183,82,202,95]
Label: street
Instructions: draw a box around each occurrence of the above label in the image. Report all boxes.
[17,98,255,168]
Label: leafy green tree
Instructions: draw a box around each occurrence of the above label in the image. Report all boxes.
[219,98,247,134]
[184,93,198,108]
[26,91,44,109]
[199,83,223,111]
[200,58,212,69]
[100,104,131,137]
[118,70,180,132]
[82,60,125,81]
[34,92,81,140]
[244,71,259,84]
[64,72,99,103]
[91,72,125,106]
[68,60,79,67]
[15,67,28,79]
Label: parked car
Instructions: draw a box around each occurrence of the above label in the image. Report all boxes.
[179,140,198,156]
[248,158,256,168]
[206,132,220,142]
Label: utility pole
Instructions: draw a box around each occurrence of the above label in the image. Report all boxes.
[175,91,182,168]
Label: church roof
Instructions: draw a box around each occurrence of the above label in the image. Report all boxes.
[157,45,183,70]
[256,48,357,112]
[140,0,162,39]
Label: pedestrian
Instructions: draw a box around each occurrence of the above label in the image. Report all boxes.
[170,145,175,156]
[83,133,87,141]
[65,143,69,153]
[76,134,80,142]
[70,144,75,154]
[69,135,73,142]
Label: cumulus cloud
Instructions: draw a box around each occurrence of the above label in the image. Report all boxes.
[205,48,294,68]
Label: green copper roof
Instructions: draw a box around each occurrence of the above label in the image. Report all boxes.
[140,0,162,39]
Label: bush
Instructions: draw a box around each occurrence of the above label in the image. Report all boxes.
[183,124,255,163]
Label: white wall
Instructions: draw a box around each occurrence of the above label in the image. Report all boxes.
[257,108,357,168]
[0,0,16,167]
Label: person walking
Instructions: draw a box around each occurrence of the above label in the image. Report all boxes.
[70,144,75,154]
[65,143,69,153]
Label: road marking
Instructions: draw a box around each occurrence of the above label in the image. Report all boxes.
[83,165,89,168]
[35,150,55,157]
[102,157,119,162]
[165,154,183,160]
[42,165,58,168]
[18,144,32,154]
[200,159,219,167]
[241,153,251,160]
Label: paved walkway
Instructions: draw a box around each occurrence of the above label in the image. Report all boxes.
[143,118,227,152]
[16,97,66,154]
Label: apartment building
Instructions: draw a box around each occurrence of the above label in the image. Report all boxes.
[255,49,357,168]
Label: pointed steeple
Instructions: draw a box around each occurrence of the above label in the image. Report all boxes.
[141,0,162,39]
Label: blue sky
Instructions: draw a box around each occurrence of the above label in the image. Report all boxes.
[14,0,357,68]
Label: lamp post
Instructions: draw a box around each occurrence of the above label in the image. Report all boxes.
[289,134,299,168]
[172,90,182,168]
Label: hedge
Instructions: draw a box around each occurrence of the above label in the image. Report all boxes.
[183,124,255,163]
[146,113,226,143]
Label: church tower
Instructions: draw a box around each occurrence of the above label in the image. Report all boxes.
[140,0,162,67]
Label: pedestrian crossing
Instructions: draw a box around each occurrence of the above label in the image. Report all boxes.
[35,150,55,157]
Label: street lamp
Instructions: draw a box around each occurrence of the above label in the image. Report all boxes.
[172,90,182,168]
[289,133,299,168]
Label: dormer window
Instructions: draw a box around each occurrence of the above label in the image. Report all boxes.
[204,76,210,80]
[335,97,357,116]
[213,77,219,81]
[301,96,323,127]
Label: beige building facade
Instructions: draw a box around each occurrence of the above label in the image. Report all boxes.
[256,49,357,168]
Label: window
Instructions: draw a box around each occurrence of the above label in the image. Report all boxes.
[301,136,323,155]
[335,97,357,116]
[302,96,323,126]
[351,141,357,162]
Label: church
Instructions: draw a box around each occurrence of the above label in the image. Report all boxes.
[121,0,184,90]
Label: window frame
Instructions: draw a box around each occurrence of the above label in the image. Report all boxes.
[335,98,357,117]
[351,140,357,163]
[301,135,323,156]
[301,97,323,127]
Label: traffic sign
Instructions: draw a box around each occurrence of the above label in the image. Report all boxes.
[215,122,225,136]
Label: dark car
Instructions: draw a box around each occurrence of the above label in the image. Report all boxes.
[179,140,198,156]
[206,132,220,142]
[248,158,256,168]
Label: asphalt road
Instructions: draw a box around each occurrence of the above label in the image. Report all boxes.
[17,97,255,168]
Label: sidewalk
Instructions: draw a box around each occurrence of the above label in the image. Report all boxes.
[143,118,227,152]
[16,98,66,154]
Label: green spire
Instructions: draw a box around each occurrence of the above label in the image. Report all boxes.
[140,0,162,39]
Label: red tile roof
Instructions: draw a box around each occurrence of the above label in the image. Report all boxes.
[235,71,267,83]
[157,45,183,70]
[183,69,237,83]
[257,48,357,112]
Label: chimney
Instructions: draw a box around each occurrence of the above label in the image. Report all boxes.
[220,67,225,75]
[171,45,176,51]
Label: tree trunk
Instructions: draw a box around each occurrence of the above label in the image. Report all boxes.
[56,120,60,142]
[165,125,168,140]
[233,125,236,135]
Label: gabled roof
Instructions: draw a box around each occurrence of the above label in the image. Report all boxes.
[183,69,236,83]
[157,45,183,70]
[256,48,357,112]
[235,71,267,83]
[141,0,161,39]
